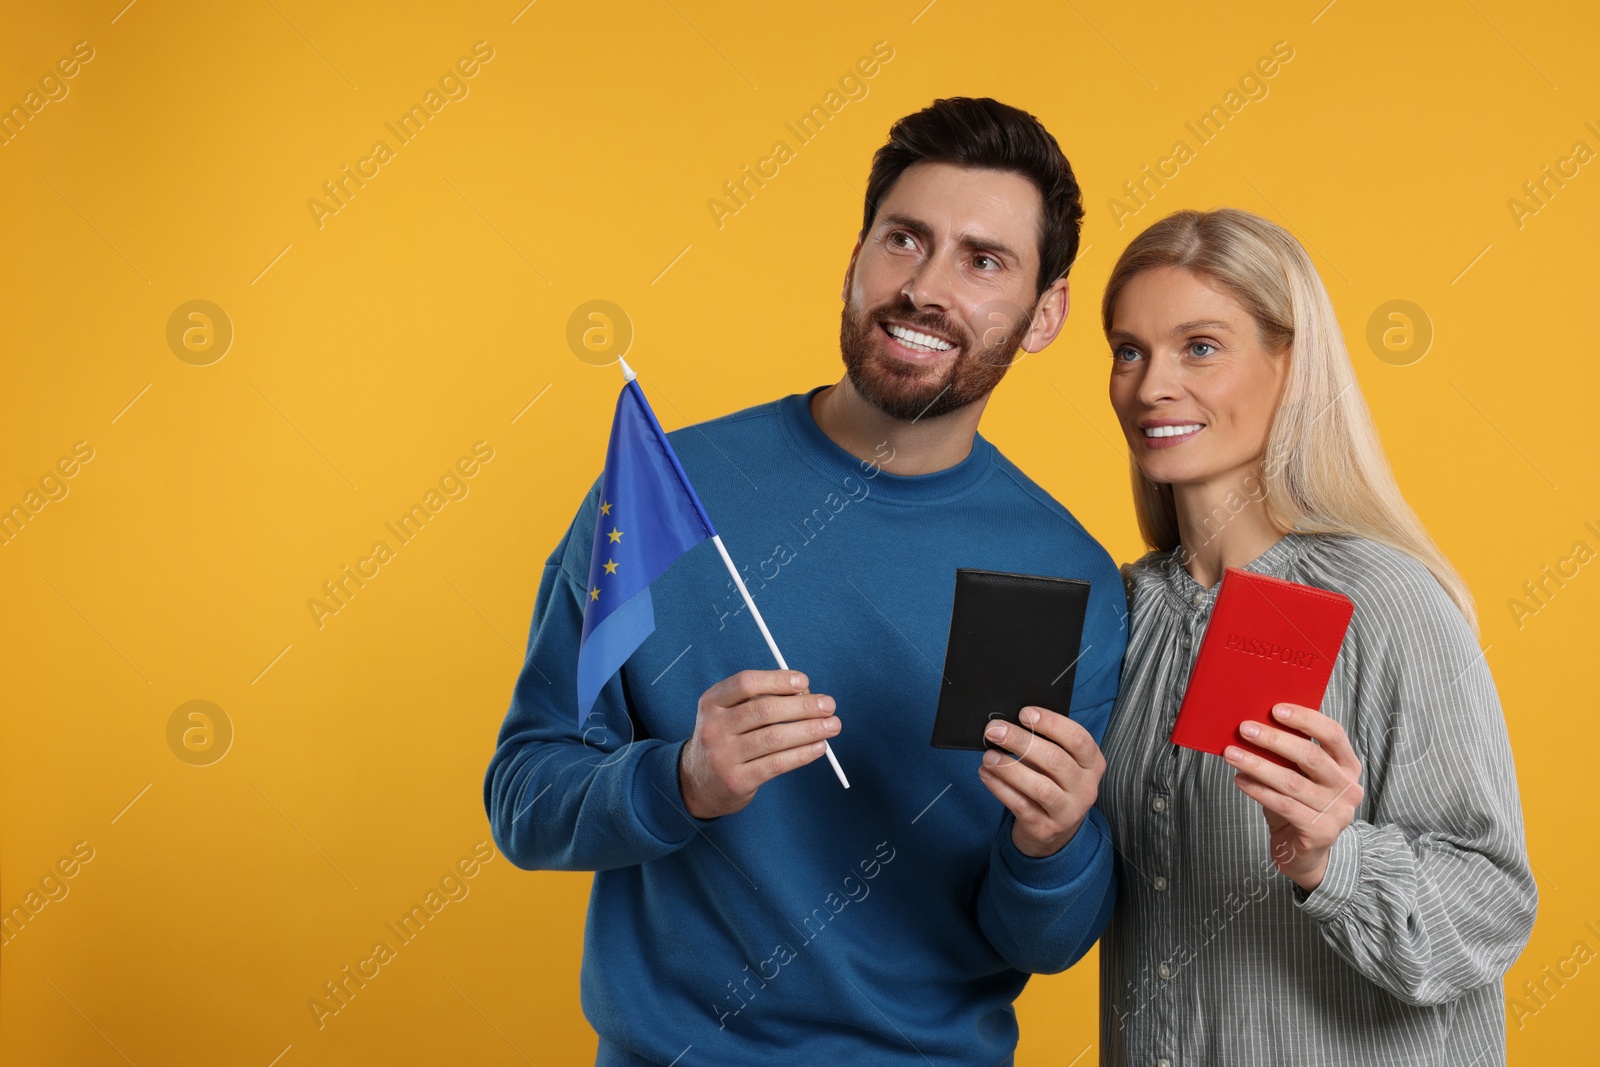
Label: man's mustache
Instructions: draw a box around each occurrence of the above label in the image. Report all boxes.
[871,301,966,348]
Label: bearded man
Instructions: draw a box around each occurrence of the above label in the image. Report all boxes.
[485,96,1127,1067]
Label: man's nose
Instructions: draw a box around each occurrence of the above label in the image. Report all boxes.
[901,258,957,312]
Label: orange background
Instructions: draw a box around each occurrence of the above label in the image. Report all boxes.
[2,1,1596,1063]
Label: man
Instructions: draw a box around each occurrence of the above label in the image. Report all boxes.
[484,96,1127,1066]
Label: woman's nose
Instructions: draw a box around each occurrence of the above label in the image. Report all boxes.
[1136,353,1184,405]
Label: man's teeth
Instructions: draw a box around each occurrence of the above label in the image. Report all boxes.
[886,323,954,352]
[1143,424,1204,438]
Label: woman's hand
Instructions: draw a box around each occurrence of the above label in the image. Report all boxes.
[979,706,1105,858]
[1225,702,1364,893]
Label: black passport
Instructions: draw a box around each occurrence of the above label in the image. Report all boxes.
[929,568,1092,751]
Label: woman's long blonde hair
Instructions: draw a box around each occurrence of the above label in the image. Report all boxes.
[1101,208,1478,636]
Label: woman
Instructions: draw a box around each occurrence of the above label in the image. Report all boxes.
[1094,208,1535,1066]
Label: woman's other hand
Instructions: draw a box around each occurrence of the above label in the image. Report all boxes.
[1225,702,1364,892]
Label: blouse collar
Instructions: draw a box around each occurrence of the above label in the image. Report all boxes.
[1155,531,1310,615]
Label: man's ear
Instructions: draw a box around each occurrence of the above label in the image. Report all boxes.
[1021,276,1071,354]
[841,239,863,302]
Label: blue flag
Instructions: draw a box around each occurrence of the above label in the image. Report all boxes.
[576,376,718,726]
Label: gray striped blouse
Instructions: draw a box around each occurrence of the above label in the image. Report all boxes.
[1097,531,1535,1067]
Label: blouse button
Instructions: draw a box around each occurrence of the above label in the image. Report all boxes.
[1191,591,1205,607]
[1150,795,1167,813]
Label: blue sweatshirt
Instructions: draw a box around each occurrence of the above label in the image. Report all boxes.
[484,385,1128,1066]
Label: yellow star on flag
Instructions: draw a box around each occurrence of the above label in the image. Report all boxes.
[600,501,612,516]
[604,559,618,574]
[590,586,601,601]
[608,527,624,543]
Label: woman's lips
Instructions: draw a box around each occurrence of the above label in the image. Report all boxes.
[1140,424,1205,449]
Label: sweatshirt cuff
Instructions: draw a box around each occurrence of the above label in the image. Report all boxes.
[631,739,719,847]
[996,809,1106,891]
[1294,824,1361,920]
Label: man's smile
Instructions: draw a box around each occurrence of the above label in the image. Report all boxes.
[880,320,958,362]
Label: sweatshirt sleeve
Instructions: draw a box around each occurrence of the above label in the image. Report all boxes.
[974,750,1118,974]
[973,553,1126,974]
[1293,556,1537,1005]
[482,476,719,872]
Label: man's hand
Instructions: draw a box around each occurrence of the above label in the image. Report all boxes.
[1225,702,1364,892]
[978,706,1104,858]
[678,669,840,819]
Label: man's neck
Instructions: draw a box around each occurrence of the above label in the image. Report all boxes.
[809,377,990,476]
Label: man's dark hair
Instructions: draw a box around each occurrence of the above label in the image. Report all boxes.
[859,97,1085,300]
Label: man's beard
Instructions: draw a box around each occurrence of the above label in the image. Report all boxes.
[838,294,1036,422]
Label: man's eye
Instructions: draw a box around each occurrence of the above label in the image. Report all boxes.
[973,254,997,271]
[889,231,913,249]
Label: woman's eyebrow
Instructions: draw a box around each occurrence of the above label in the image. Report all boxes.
[1171,319,1233,333]
[1107,320,1235,343]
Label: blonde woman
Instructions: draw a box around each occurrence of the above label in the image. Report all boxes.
[1095,208,1535,1066]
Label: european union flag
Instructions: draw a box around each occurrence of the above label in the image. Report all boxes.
[576,370,718,726]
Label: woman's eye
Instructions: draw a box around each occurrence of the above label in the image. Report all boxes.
[1189,341,1216,357]
[1112,345,1140,362]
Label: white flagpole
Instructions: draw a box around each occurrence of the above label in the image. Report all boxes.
[706,534,850,789]
[619,357,849,790]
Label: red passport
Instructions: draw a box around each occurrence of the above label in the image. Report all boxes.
[1172,567,1355,768]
